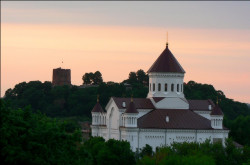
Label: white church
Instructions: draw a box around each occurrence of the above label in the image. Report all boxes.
[91,42,229,151]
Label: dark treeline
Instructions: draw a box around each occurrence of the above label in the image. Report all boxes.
[3,69,250,146]
[1,100,249,165]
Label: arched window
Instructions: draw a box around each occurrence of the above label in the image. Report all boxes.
[158,83,161,91]
[149,83,151,91]
[165,83,168,92]
[181,84,183,92]
[153,83,155,91]
[171,84,174,92]
[177,84,179,92]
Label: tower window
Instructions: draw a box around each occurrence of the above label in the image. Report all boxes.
[149,83,151,91]
[177,84,179,92]
[181,84,183,92]
[153,83,155,91]
[165,83,168,92]
[158,83,161,91]
[171,84,174,92]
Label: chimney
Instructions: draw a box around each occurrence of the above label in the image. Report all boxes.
[122,102,126,108]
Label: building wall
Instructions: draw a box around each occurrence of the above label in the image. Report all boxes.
[147,73,185,98]
[106,101,120,140]
[153,97,189,109]
[91,99,229,152]
[93,125,229,152]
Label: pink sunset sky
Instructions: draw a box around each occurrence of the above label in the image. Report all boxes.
[1,1,250,103]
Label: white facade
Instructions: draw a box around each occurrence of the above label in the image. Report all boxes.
[91,44,229,151]
[91,98,229,151]
[147,72,185,99]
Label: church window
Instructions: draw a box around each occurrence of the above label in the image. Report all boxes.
[181,84,183,92]
[158,83,161,91]
[165,83,168,91]
[149,83,151,91]
[153,83,155,91]
[171,84,174,92]
[177,84,179,92]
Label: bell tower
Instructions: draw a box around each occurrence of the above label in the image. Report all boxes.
[147,42,188,109]
[147,43,185,98]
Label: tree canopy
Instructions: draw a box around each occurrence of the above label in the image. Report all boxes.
[1,99,249,165]
[138,140,249,165]
[82,71,103,85]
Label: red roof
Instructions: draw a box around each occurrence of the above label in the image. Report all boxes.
[188,99,215,111]
[112,97,155,109]
[125,101,139,113]
[152,97,165,103]
[138,109,213,129]
[210,105,223,116]
[91,102,104,113]
[147,45,185,73]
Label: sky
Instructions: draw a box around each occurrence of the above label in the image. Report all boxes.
[1,1,250,103]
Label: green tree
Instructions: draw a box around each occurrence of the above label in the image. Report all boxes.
[84,137,135,165]
[139,144,153,158]
[96,139,136,165]
[136,69,148,85]
[93,71,103,85]
[0,100,89,165]
[229,116,250,146]
[82,72,93,84]
[128,72,138,84]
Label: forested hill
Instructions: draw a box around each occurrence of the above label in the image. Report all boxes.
[4,80,249,120]
[3,70,250,145]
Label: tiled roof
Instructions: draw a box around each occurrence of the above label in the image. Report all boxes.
[152,97,165,103]
[91,102,104,113]
[125,101,139,113]
[188,99,215,111]
[112,97,155,109]
[138,109,213,129]
[147,45,185,73]
[210,105,223,116]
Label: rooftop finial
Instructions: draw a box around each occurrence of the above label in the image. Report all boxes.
[166,32,168,47]
[97,94,99,103]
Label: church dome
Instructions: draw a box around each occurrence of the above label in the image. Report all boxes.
[125,100,138,113]
[91,102,104,113]
[147,44,185,73]
[210,105,223,116]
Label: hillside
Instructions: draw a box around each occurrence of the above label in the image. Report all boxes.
[3,71,250,145]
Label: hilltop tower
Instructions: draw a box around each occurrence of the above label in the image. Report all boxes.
[52,67,71,86]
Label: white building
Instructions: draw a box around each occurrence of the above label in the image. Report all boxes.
[91,42,229,151]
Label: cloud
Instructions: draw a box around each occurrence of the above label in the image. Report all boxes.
[2,1,250,29]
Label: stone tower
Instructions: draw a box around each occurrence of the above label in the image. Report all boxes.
[52,67,71,86]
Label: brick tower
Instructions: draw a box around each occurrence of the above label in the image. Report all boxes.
[52,67,71,86]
